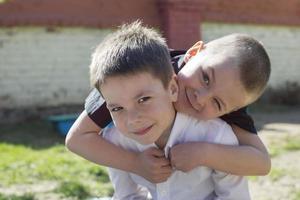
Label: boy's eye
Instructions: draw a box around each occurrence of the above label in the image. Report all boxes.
[138,96,151,103]
[214,99,221,111]
[202,71,210,86]
[111,107,123,112]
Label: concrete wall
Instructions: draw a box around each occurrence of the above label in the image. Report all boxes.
[201,22,300,88]
[0,27,111,109]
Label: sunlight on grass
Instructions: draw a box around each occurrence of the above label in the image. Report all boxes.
[0,143,112,197]
[283,137,300,151]
[267,135,300,158]
[0,193,35,200]
[292,190,300,200]
[269,167,286,181]
[56,181,90,200]
[248,176,259,181]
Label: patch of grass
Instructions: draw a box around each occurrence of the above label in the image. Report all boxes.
[268,146,282,158]
[0,193,35,200]
[292,190,300,200]
[0,120,112,197]
[269,168,286,181]
[267,135,300,158]
[56,181,90,200]
[283,137,300,151]
[88,166,110,183]
[247,176,259,181]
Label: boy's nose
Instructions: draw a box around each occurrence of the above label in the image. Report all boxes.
[127,110,142,125]
[194,89,211,107]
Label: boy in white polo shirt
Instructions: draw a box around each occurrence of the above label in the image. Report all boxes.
[89,21,257,199]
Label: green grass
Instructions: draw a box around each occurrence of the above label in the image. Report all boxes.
[284,137,300,151]
[292,190,300,200]
[0,193,35,200]
[56,181,90,200]
[269,168,286,181]
[267,135,300,158]
[0,120,113,198]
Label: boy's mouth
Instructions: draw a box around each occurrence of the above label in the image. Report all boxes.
[133,125,153,135]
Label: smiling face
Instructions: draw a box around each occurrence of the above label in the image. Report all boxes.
[175,48,253,120]
[100,72,178,147]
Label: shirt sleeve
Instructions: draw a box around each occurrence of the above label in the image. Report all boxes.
[220,107,257,134]
[108,168,150,200]
[211,122,251,200]
[84,88,112,128]
[102,128,151,200]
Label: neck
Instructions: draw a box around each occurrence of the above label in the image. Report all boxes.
[155,112,176,149]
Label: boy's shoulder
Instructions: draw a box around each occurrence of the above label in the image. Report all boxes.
[176,113,238,146]
[102,124,150,151]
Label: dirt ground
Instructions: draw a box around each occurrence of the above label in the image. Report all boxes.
[249,110,300,200]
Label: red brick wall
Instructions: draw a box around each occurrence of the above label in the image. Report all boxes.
[159,0,300,48]
[1,0,299,49]
[0,0,161,28]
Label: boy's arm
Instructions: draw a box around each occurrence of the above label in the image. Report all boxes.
[170,106,271,176]
[65,110,172,183]
[211,124,250,200]
[202,125,270,175]
[65,110,138,172]
[170,126,271,176]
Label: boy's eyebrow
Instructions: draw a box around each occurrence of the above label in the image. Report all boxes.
[134,90,153,99]
[106,90,151,108]
[106,103,118,108]
[209,67,227,111]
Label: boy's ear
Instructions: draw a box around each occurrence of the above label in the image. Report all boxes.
[184,41,205,63]
[169,75,179,102]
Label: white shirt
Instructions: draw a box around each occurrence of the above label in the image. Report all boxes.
[103,113,251,200]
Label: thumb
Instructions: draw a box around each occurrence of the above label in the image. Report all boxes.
[147,147,165,157]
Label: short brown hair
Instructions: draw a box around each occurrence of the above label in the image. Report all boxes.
[208,33,271,99]
[89,21,173,91]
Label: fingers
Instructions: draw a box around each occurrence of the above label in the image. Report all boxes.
[150,167,173,183]
[160,165,173,174]
[147,147,165,157]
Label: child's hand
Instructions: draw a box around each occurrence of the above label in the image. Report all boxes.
[135,147,173,183]
[169,142,205,172]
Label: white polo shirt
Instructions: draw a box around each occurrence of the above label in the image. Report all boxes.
[102,113,251,200]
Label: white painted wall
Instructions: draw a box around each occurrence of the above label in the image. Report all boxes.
[201,22,300,88]
[1,24,299,108]
[0,27,111,109]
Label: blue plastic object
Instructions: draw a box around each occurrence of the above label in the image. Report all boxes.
[47,114,79,136]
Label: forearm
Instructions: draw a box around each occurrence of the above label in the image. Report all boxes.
[65,111,139,173]
[201,142,270,176]
[66,131,139,173]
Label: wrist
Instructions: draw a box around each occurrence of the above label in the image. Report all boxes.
[127,151,140,174]
[196,142,210,166]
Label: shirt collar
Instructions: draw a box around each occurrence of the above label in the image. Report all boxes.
[163,113,190,157]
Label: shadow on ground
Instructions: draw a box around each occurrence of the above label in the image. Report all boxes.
[0,119,65,149]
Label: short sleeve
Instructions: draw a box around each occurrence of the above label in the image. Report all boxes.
[84,88,112,128]
[220,107,257,134]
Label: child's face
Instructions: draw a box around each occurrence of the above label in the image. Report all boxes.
[175,48,252,120]
[100,72,178,145]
